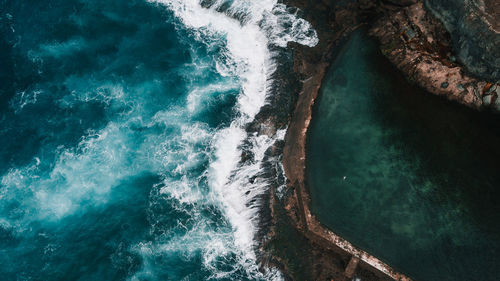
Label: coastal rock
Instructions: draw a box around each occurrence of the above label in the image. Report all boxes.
[425,0,500,81]
[263,0,499,279]
[370,2,500,111]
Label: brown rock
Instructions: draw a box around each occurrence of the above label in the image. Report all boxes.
[370,2,500,111]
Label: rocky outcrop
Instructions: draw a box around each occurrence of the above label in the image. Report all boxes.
[425,0,499,81]
[370,2,500,111]
[262,0,499,279]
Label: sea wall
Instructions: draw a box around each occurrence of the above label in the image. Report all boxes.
[262,0,414,279]
[259,0,499,279]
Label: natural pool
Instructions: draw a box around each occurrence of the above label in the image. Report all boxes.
[307,29,500,281]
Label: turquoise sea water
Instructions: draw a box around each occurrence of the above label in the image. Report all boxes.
[0,0,318,280]
[307,29,500,281]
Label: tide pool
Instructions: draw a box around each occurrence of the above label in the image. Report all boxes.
[307,29,500,281]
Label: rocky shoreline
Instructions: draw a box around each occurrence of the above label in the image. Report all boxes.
[257,0,499,280]
[370,1,499,111]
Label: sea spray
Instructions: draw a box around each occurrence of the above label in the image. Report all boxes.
[149,0,317,278]
[0,0,317,279]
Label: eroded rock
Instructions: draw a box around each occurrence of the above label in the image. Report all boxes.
[370,2,500,111]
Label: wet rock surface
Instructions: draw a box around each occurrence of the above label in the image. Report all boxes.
[256,0,499,280]
[370,1,500,111]
[425,0,499,81]
[259,0,407,279]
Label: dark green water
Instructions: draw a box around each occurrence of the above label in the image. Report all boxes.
[307,29,500,281]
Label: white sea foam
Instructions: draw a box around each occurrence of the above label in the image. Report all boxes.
[0,92,212,222]
[148,0,318,279]
[0,0,317,279]
[186,80,238,113]
[10,89,43,113]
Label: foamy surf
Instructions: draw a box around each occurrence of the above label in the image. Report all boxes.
[0,0,317,279]
[148,0,318,279]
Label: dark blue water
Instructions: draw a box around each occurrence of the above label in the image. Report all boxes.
[0,0,318,280]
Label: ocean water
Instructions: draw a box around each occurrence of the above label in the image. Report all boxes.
[0,0,317,280]
[307,29,500,281]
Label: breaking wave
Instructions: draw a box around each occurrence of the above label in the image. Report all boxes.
[0,0,316,280]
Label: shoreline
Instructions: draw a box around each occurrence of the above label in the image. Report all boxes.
[270,0,414,279]
[261,0,498,279]
[280,31,412,281]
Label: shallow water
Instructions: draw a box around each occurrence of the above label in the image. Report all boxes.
[0,0,317,280]
[307,29,500,281]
